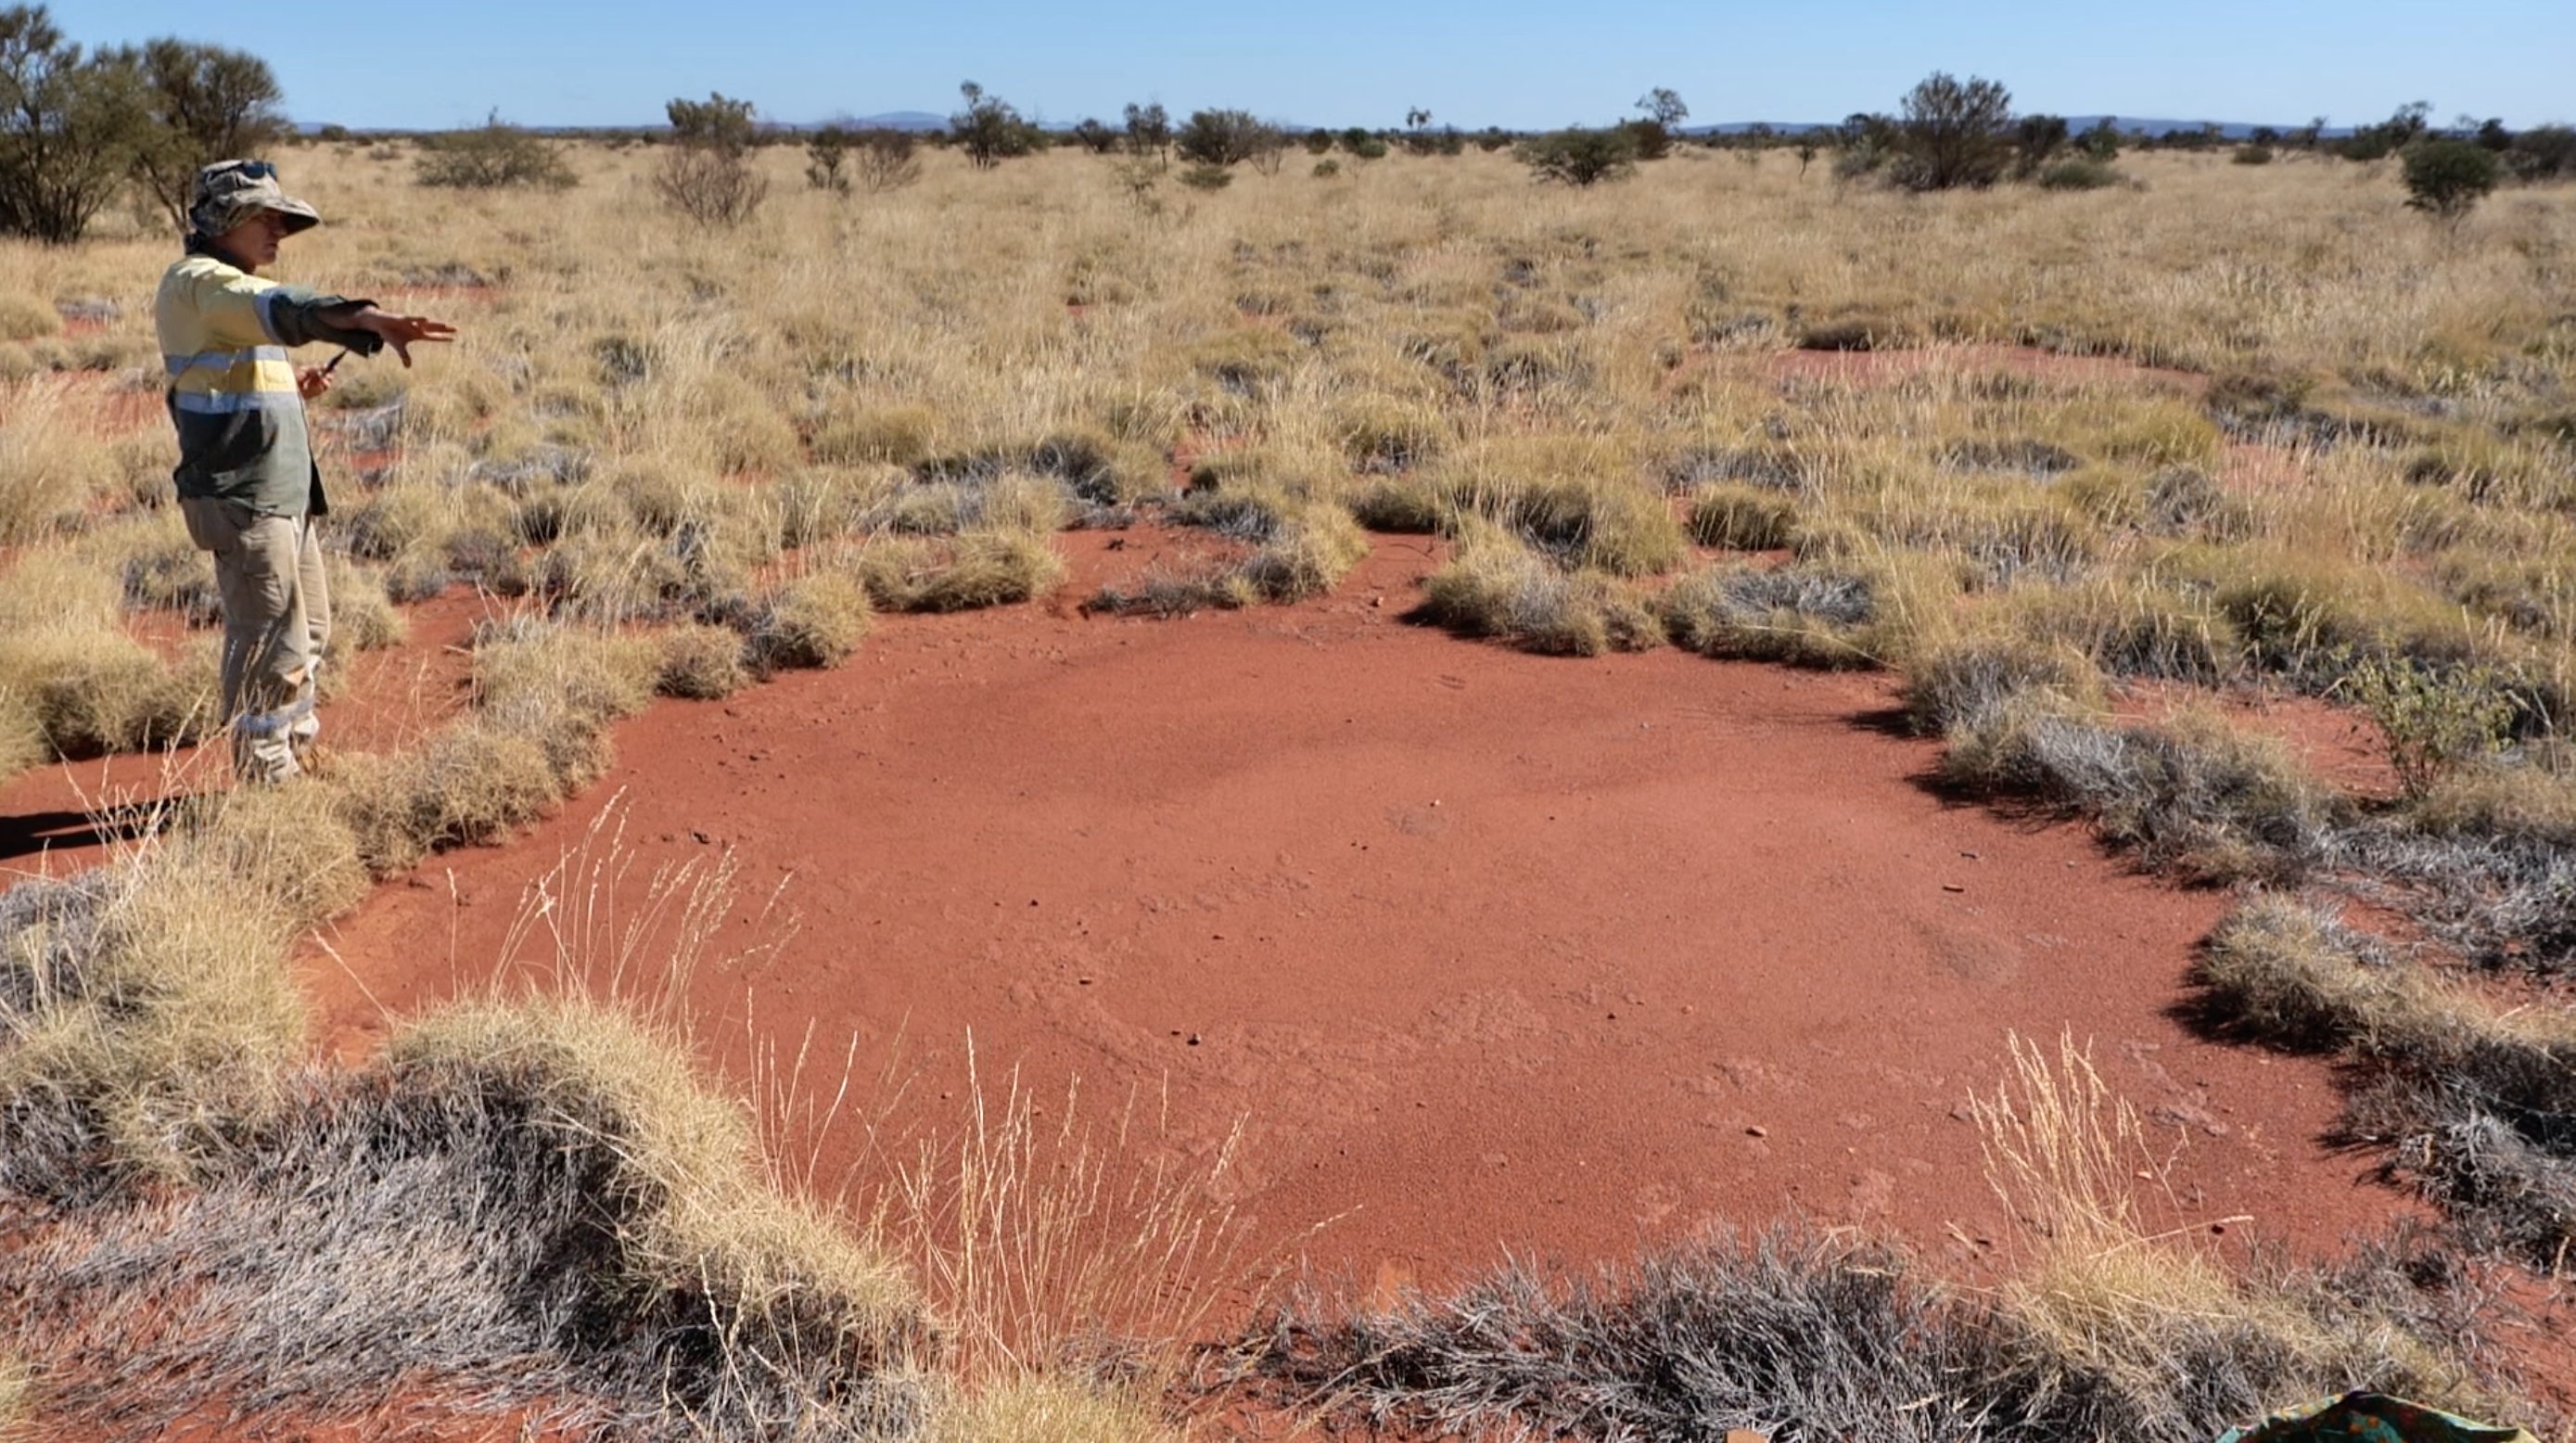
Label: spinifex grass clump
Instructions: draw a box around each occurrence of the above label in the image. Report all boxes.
[0,1005,938,1443]
[2194,897,2576,1270]
[1241,1037,2506,1443]
[1938,695,2343,883]
[0,555,212,769]
[1417,519,1664,657]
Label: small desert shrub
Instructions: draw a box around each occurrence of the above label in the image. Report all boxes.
[1687,484,1800,550]
[414,115,578,189]
[851,128,923,193]
[1660,562,1879,669]
[746,571,872,670]
[656,95,768,226]
[1514,126,1639,186]
[655,621,749,699]
[2340,655,2515,797]
[2035,158,2119,190]
[2402,138,2502,222]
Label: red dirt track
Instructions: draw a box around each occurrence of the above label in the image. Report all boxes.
[287,533,2399,1293]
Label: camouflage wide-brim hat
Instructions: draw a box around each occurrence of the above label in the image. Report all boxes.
[187,159,323,239]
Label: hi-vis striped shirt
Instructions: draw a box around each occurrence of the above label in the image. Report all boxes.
[154,253,376,517]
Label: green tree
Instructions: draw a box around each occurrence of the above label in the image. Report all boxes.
[2340,101,2429,161]
[1894,72,2013,190]
[657,92,764,224]
[0,6,150,243]
[1514,126,1638,186]
[2077,117,2121,160]
[2011,113,2068,178]
[2402,137,2502,222]
[123,37,285,230]
[667,91,757,153]
[804,123,851,193]
[1175,108,1282,170]
[951,82,1038,169]
[1069,117,1118,155]
[1121,101,1170,159]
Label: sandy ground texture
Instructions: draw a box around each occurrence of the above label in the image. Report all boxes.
[199,530,2409,1298]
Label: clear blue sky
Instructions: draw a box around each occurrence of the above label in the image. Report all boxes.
[57,0,2576,132]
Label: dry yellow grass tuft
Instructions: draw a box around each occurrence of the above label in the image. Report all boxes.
[0,829,311,1181]
[0,379,119,543]
[387,998,933,1360]
[1975,1033,2485,1420]
[923,1373,1180,1443]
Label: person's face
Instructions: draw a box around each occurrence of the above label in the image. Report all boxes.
[213,209,288,270]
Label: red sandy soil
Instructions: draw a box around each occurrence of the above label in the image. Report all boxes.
[0,585,487,885]
[287,531,2408,1299]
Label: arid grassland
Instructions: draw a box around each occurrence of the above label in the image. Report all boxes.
[3,140,2575,1438]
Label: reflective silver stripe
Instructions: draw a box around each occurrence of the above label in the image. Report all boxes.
[163,345,289,377]
[251,287,285,342]
[172,389,297,415]
[234,695,314,737]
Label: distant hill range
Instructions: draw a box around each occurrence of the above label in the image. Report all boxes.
[305,113,2357,139]
[1681,117,2346,139]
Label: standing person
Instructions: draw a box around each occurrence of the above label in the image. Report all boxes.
[155,159,455,783]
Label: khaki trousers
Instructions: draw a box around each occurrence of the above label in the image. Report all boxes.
[180,497,331,783]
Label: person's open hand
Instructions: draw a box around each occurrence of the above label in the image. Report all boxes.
[355,311,458,366]
[295,364,334,401]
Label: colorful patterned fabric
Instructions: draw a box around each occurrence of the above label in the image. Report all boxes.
[2214,1391,2535,1443]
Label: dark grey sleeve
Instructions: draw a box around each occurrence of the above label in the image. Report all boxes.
[261,286,388,355]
